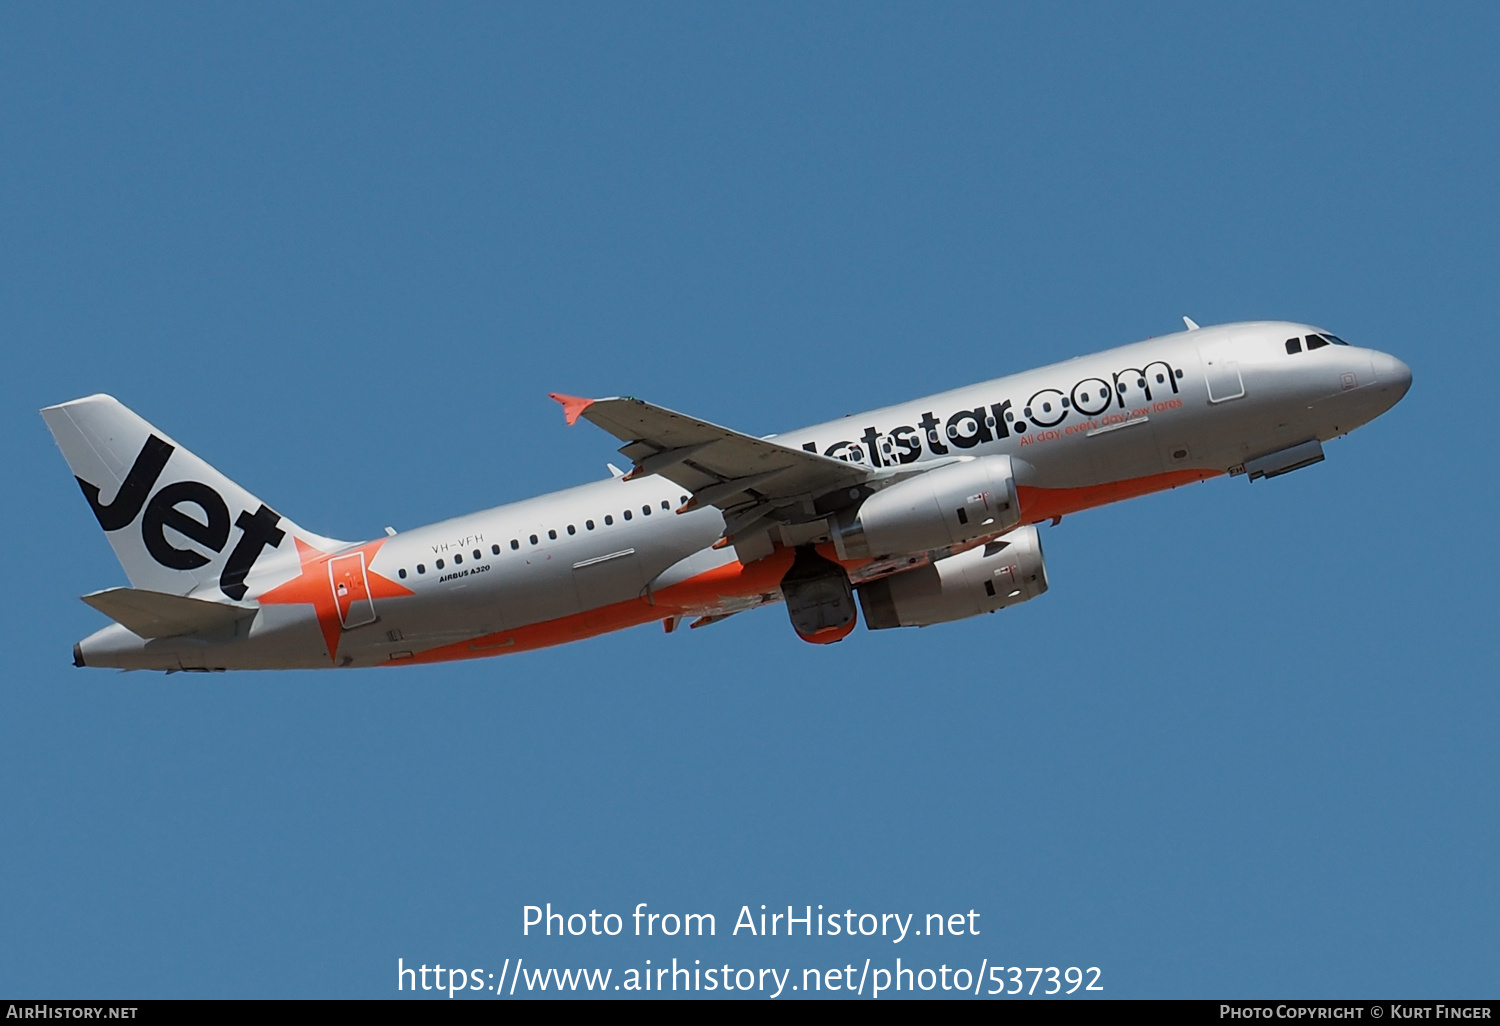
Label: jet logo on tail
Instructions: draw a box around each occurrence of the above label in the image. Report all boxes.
[75,433,287,600]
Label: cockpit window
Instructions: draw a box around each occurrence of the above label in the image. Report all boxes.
[1305,334,1330,350]
[1285,337,1302,354]
[1324,333,1351,346]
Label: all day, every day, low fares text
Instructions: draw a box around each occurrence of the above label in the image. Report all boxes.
[44,319,1410,671]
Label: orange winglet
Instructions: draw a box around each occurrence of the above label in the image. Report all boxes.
[548,393,596,426]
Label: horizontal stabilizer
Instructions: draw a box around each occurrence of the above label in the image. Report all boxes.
[81,588,254,639]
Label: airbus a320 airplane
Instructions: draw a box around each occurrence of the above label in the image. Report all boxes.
[46,320,1410,671]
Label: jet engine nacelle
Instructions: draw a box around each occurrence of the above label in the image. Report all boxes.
[837,455,1021,560]
[858,524,1048,629]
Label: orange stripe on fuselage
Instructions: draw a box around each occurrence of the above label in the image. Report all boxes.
[1017,468,1221,523]
[398,467,1220,665]
[401,547,797,665]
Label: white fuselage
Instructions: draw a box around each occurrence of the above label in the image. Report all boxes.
[71,321,1410,671]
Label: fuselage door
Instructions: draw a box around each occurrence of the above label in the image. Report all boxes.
[1198,342,1246,403]
[329,551,378,629]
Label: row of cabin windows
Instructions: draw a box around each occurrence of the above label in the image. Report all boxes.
[1286,333,1350,354]
[396,496,690,579]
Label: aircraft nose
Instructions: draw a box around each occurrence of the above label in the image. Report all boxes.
[1372,351,1413,403]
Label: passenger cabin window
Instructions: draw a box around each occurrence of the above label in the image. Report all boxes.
[548,529,557,540]
[529,534,538,545]
[1306,334,1330,350]
[567,525,576,535]
[642,505,651,516]
[1286,338,1302,354]
[454,553,462,564]
[398,568,407,579]
[660,500,669,510]
[586,520,595,530]
[417,564,426,574]
[436,559,444,569]
[473,549,482,560]
[510,539,519,550]
[623,510,632,521]
[491,544,500,555]
[604,515,613,525]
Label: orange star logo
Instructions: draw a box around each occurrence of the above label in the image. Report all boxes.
[257,537,413,664]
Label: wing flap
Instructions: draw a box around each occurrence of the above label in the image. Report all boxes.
[81,588,254,639]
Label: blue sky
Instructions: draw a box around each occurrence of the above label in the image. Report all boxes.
[2,3,1496,998]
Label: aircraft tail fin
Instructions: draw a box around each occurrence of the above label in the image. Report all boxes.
[41,395,347,598]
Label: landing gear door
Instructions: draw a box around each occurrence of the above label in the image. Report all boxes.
[329,552,377,629]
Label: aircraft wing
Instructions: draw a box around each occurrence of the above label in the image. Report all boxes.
[551,393,872,535]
